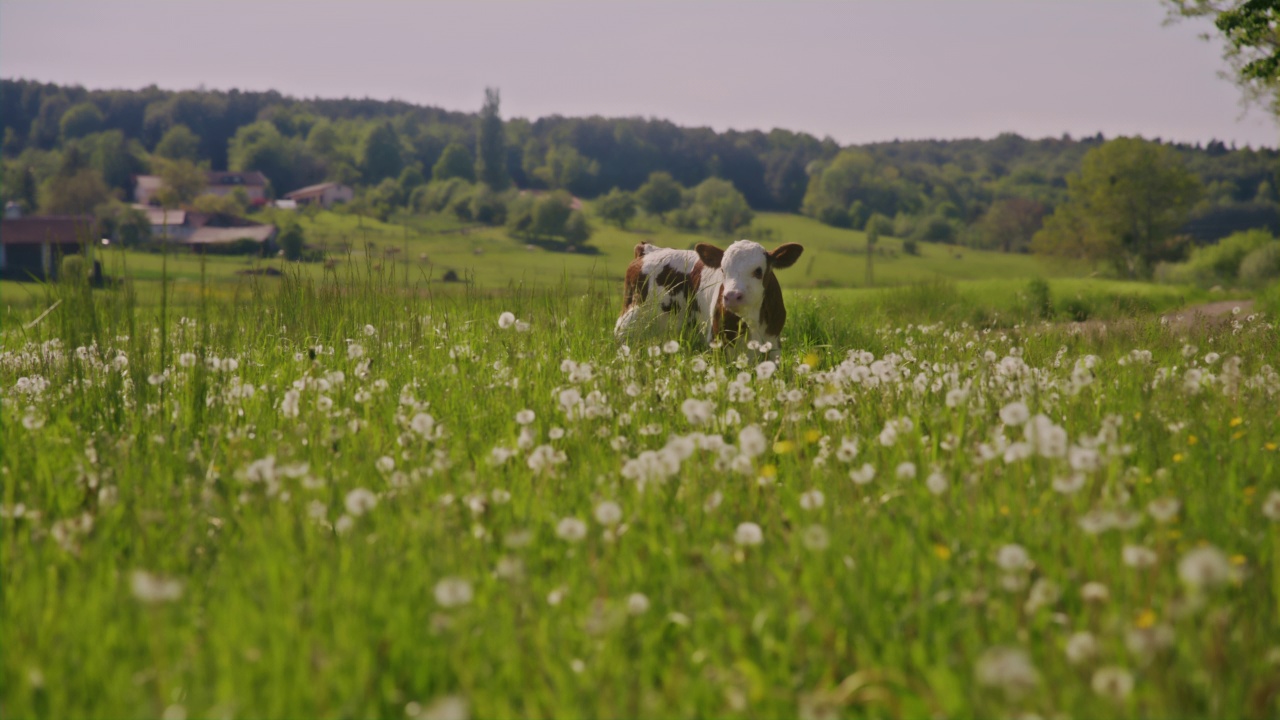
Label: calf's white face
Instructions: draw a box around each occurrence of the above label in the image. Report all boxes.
[695,240,805,323]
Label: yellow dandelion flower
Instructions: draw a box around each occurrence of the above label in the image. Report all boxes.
[1229,417,1243,427]
[1133,411,1142,420]
[1230,555,1246,566]
[1188,435,1198,445]
[1136,609,1157,629]
[1244,486,1256,496]
[1232,431,1245,440]
[1265,442,1277,452]
[999,506,1010,516]
[804,429,822,444]
[760,464,778,479]
[933,544,952,561]
[804,352,820,369]
[1173,453,1184,463]
[773,440,796,455]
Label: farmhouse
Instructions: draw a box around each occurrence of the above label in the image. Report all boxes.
[0,204,95,280]
[133,171,269,206]
[133,205,277,251]
[284,182,354,208]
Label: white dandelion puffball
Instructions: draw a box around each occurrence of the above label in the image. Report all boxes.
[363,324,377,336]
[926,470,949,495]
[738,425,767,458]
[515,320,531,332]
[347,343,364,360]
[1065,631,1098,665]
[498,312,516,329]
[999,401,1030,427]
[594,500,623,526]
[627,593,651,616]
[1261,491,1280,521]
[375,456,396,473]
[799,489,825,511]
[895,462,917,480]
[734,522,764,546]
[130,570,183,604]
[996,544,1031,572]
[434,577,474,608]
[801,525,830,551]
[1081,582,1110,604]
[344,488,378,516]
[974,646,1040,697]
[410,413,435,436]
[1091,666,1135,701]
[1177,546,1234,589]
[515,409,535,425]
[849,463,876,485]
[556,517,588,542]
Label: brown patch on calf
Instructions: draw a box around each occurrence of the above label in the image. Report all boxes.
[621,258,648,313]
[654,264,694,312]
[633,242,652,259]
[760,270,786,337]
[695,243,724,269]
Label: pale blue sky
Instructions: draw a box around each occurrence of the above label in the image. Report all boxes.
[1,1,1276,147]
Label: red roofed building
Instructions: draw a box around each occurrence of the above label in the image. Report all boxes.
[1,205,96,280]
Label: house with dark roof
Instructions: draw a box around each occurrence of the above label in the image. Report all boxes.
[131,205,277,251]
[1,205,96,280]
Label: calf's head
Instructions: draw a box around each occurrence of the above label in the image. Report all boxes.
[695,239,804,332]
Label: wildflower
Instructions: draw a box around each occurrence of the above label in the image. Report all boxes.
[703,491,723,512]
[375,456,396,473]
[594,501,623,526]
[1122,545,1158,569]
[801,525,830,551]
[974,646,1040,697]
[734,522,764,546]
[130,570,183,604]
[527,445,566,475]
[344,488,377,516]
[1025,578,1060,612]
[1091,667,1134,701]
[555,517,588,542]
[434,577,474,608]
[945,388,969,408]
[799,489,825,510]
[515,320,531,333]
[334,515,354,534]
[1052,473,1087,494]
[627,593,651,615]
[178,352,196,367]
[515,409,535,425]
[681,398,714,426]
[498,312,516,329]
[347,343,364,360]
[1262,491,1280,521]
[663,340,680,354]
[996,544,1031,572]
[1081,582,1110,604]
[1177,546,1235,589]
[1065,631,1098,665]
[411,413,436,436]
[999,401,1030,427]
[849,463,875,485]
[835,437,859,462]
[895,462,917,480]
[755,360,777,379]
[926,470,949,495]
[738,425,767,458]
[1147,497,1180,523]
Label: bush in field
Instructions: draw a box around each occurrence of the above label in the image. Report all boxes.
[1161,229,1276,286]
[432,143,475,183]
[1026,278,1053,319]
[1238,242,1280,285]
[596,188,637,229]
[59,254,86,283]
[412,178,473,214]
[279,222,305,261]
[636,171,683,215]
[902,238,919,256]
[468,183,509,226]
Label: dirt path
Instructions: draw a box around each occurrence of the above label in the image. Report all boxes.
[1160,299,1255,330]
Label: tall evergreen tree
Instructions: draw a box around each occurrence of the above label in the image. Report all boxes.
[475,88,510,190]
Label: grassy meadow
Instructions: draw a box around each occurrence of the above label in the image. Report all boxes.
[3,239,1280,719]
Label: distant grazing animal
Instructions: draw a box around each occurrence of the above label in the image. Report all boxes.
[615,239,805,357]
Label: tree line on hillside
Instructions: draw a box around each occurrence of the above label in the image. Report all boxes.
[2,77,1277,266]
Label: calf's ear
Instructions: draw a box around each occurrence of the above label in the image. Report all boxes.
[695,243,725,269]
[768,243,804,269]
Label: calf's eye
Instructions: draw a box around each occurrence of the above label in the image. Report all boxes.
[752,268,763,279]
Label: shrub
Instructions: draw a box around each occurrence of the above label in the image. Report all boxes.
[279,223,305,261]
[1026,278,1052,319]
[1062,297,1092,322]
[1238,243,1280,286]
[60,254,86,283]
[902,238,919,256]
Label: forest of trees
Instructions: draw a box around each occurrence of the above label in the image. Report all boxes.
[2,77,1277,258]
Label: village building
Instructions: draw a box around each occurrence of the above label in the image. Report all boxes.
[283,182,354,209]
[132,205,276,251]
[0,204,96,281]
[132,171,269,206]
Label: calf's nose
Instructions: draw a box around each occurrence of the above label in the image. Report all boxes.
[724,289,745,306]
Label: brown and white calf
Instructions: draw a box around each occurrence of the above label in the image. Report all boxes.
[614,239,804,357]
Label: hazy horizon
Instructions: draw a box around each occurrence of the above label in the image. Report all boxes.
[2,0,1277,149]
